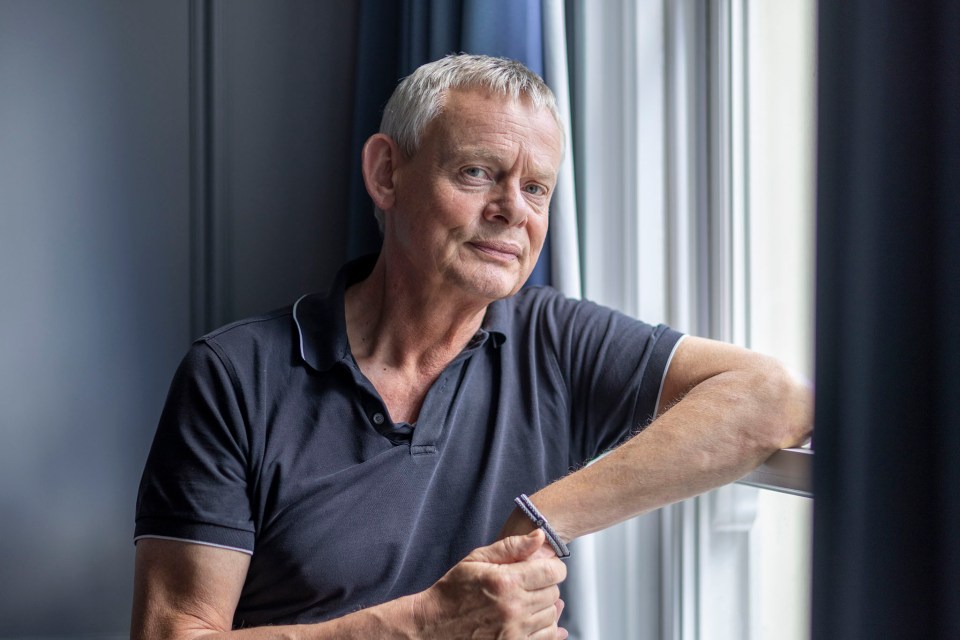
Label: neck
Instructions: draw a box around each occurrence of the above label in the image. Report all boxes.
[344,253,489,375]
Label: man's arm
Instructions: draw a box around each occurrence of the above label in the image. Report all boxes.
[499,336,813,542]
[132,532,568,640]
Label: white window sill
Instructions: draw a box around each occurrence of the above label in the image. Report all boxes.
[737,447,812,498]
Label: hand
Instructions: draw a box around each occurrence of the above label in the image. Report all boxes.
[496,509,560,562]
[416,529,568,639]
[497,500,572,564]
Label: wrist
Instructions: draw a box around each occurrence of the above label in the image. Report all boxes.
[514,494,571,557]
[548,510,576,546]
[406,586,440,640]
[353,591,428,640]
[523,492,577,544]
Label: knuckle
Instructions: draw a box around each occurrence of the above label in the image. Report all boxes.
[498,598,522,620]
[484,572,513,598]
[546,584,561,602]
[552,559,568,583]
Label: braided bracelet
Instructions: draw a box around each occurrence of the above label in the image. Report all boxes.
[514,494,571,558]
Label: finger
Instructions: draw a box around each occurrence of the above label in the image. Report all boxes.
[467,529,545,565]
[510,557,568,591]
[521,584,561,612]
[523,601,564,636]
[527,624,568,640]
[502,584,560,624]
[552,599,568,638]
[529,541,559,560]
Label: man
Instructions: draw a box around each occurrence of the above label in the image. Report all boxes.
[132,54,811,639]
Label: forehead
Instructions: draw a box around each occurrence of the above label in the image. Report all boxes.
[425,88,564,167]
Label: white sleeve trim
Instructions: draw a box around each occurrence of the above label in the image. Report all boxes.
[133,534,253,556]
[654,334,687,416]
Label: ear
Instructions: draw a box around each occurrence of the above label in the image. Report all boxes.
[361,133,402,211]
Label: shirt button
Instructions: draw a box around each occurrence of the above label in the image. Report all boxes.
[372,412,385,425]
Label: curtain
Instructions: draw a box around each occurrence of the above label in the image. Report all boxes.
[812,1,960,638]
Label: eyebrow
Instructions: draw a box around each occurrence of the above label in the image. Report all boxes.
[451,146,558,184]
[451,146,505,165]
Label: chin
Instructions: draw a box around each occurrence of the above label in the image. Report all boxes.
[465,281,518,302]
[454,267,524,301]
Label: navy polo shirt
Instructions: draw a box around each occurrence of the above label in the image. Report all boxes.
[135,257,683,627]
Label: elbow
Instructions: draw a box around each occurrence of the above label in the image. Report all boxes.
[751,359,814,452]
[131,610,235,640]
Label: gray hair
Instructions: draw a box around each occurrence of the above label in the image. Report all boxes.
[372,54,563,231]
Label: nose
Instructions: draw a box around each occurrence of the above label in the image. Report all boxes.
[483,182,527,227]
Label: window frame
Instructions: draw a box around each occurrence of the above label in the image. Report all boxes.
[574,0,815,638]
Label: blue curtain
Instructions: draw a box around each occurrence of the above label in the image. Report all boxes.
[812,1,960,637]
[347,0,551,286]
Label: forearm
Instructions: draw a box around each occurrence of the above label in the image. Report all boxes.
[130,538,422,640]
[136,593,424,640]
[515,364,812,542]
[135,533,568,640]
[195,597,420,640]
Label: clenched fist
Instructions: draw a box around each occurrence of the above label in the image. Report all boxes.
[415,529,568,639]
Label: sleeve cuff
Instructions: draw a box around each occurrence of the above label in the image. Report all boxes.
[134,517,255,554]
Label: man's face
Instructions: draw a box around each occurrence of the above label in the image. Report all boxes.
[385,88,563,303]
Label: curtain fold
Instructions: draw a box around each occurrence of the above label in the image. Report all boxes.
[812,1,960,637]
[347,1,401,259]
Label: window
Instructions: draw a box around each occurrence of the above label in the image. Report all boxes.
[573,0,816,638]
[739,2,817,638]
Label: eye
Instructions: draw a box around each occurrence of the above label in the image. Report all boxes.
[524,183,548,196]
[462,166,487,179]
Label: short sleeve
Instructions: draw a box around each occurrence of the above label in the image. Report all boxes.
[536,292,684,464]
[134,340,255,553]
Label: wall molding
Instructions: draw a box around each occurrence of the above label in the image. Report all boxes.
[189,0,225,336]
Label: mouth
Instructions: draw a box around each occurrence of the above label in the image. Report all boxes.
[468,240,523,262]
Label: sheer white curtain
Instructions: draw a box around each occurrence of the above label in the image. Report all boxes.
[545,1,734,638]
[543,1,674,638]
[543,0,581,299]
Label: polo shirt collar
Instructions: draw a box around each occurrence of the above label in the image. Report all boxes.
[292,255,509,372]
[479,297,509,348]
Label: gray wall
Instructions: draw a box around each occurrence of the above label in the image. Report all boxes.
[0,1,357,635]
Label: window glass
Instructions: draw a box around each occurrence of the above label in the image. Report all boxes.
[744,1,817,638]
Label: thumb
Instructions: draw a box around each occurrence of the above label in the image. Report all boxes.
[467,529,545,565]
